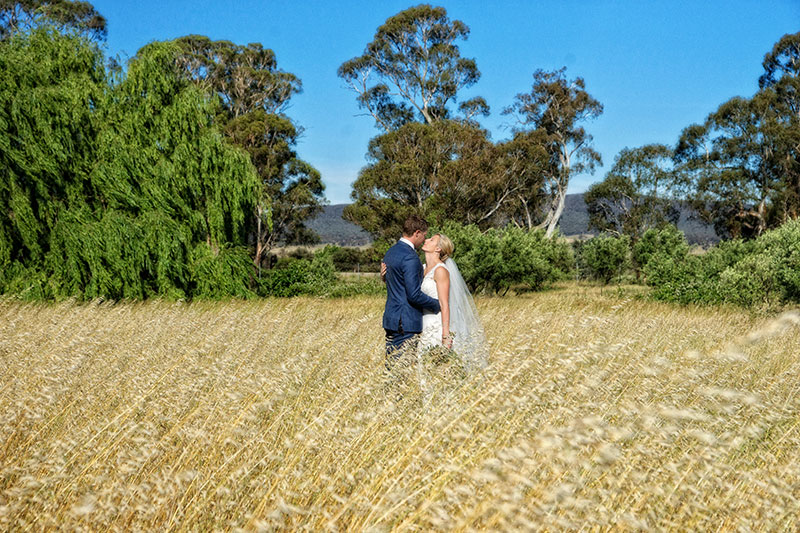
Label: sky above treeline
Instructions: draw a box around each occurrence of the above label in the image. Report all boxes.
[91,0,800,204]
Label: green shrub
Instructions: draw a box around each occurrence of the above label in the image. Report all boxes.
[717,254,781,307]
[645,219,800,308]
[753,218,800,300]
[579,234,631,284]
[437,222,573,294]
[189,244,256,300]
[260,253,337,297]
[633,225,689,276]
[320,245,382,272]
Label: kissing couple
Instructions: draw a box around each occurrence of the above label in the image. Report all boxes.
[381,215,487,372]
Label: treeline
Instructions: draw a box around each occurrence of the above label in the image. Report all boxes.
[339,6,602,241]
[585,33,800,243]
[1,1,798,305]
[286,218,800,309]
[0,1,324,299]
[570,220,800,309]
[339,6,799,249]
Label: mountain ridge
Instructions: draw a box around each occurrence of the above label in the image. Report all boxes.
[306,194,719,246]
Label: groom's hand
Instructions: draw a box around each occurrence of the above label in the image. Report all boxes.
[380,261,387,282]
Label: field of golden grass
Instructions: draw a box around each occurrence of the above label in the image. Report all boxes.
[1,284,799,531]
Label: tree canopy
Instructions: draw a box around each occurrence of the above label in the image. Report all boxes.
[0,29,262,299]
[173,35,325,271]
[0,0,106,41]
[586,144,678,240]
[504,68,603,238]
[338,4,482,131]
[0,26,105,279]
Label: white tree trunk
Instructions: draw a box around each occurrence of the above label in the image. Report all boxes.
[543,146,572,238]
[545,186,566,238]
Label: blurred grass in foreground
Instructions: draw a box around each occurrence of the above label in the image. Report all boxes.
[1,283,799,531]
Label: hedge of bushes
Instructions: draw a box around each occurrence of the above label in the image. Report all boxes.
[263,218,800,307]
[269,223,575,297]
[435,222,574,294]
[638,220,800,308]
[259,249,384,298]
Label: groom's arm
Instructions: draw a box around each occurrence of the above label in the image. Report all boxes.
[401,253,441,313]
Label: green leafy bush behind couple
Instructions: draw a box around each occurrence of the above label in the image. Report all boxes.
[435,222,573,294]
[261,223,574,298]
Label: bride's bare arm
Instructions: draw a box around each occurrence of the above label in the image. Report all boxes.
[434,266,451,348]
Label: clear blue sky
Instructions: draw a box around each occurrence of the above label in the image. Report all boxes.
[92,0,800,204]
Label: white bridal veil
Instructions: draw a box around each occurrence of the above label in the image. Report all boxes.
[444,258,488,372]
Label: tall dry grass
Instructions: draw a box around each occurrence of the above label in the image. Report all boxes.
[1,285,799,531]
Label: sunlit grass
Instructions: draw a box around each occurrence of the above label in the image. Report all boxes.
[1,283,799,530]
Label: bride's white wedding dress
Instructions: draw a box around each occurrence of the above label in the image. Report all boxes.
[419,263,445,349]
[417,259,488,372]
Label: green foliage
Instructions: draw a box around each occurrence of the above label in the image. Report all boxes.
[633,224,689,276]
[503,67,603,238]
[756,218,800,300]
[260,252,338,297]
[579,234,631,284]
[643,237,751,305]
[341,7,606,241]
[437,222,573,294]
[0,0,107,42]
[646,219,800,308]
[338,4,480,130]
[341,6,553,239]
[344,120,498,240]
[716,253,781,308]
[586,144,679,241]
[173,36,324,263]
[96,41,258,244]
[189,244,255,299]
[318,244,382,272]
[675,31,800,239]
[0,31,262,300]
[260,258,314,297]
[0,27,105,287]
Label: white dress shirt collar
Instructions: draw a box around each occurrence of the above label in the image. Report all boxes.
[399,237,416,250]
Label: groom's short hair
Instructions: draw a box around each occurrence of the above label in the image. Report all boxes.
[402,215,428,236]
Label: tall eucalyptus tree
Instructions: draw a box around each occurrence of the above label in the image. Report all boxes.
[174,36,325,271]
[504,68,603,238]
[338,4,484,131]
[0,0,106,41]
[339,5,526,237]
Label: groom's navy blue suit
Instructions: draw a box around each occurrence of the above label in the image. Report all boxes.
[383,239,441,363]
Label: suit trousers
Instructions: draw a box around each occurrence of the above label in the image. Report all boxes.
[385,329,419,370]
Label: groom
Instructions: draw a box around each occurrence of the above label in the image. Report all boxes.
[382,215,441,368]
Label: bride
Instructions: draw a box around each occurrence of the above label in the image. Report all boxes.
[417,234,488,372]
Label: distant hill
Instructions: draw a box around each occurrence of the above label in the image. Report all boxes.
[306,204,373,246]
[558,194,720,245]
[308,195,719,246]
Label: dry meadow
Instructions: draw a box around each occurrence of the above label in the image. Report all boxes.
[1,285,799,531]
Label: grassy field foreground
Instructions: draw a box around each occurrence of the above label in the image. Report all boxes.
[1,285,800,531]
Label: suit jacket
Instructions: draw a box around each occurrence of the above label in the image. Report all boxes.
[382,240,441,333]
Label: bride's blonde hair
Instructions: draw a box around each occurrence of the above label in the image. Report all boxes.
[437,234,454,261]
